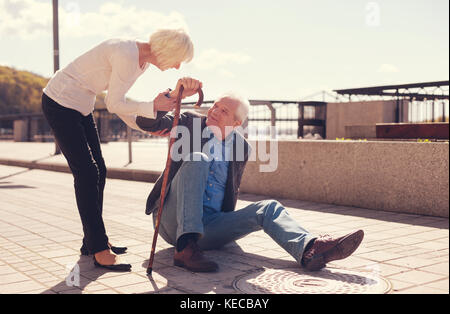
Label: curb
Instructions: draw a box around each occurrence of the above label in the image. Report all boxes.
[0,158,161,183]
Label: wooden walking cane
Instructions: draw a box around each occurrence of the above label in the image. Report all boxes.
[147,85,204,275]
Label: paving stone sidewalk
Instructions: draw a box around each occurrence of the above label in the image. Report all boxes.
[0,141,168,172]
[0,163,448,294]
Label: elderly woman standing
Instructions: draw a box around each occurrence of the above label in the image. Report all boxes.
[41,29,201,271]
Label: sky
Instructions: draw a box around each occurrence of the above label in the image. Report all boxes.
[0,0,449,103]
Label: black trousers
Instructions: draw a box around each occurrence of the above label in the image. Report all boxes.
[41,93,109,254]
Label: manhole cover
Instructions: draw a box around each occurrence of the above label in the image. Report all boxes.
[233,268,391,294]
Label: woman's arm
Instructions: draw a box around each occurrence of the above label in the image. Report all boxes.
[104,48,156,118]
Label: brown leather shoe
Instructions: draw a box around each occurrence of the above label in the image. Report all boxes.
[301,230,364,271]
[174,241,219,272]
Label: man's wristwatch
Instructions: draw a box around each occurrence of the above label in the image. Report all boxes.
[164,88,172,98]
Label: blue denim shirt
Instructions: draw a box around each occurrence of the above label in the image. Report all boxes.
[203,128,234,217]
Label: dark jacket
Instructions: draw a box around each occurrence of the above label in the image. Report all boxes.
[136,111,251,215]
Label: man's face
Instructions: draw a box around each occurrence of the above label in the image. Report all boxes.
[206,97,241,134]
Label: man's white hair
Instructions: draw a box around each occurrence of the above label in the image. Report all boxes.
[218,92,250,122]
[149,29,194,69]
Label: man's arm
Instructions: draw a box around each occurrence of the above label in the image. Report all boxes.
[116,113,143,132]
[135,110,193,133]
[136,111,173,132]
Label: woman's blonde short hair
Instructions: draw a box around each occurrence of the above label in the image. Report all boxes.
[149,29,194,69]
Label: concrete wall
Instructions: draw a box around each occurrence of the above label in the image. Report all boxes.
[240,140,449,217]
[326,100,409,139]
[345,125,377,139]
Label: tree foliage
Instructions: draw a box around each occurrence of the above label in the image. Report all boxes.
[0,66,106,115]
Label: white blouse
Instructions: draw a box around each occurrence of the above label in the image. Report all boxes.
[43,39,155,126]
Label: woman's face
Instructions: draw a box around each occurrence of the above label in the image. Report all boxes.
[157,60,181,71]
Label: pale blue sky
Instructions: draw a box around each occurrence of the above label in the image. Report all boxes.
[1,0,448,102]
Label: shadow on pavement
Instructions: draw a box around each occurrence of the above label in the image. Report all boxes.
[0,169,33,180]
[238,193,449,230]
[41,255,130,294]
[41,254,170,294]
[137,244,367,294]
[0,183,35,189]
[40,243,381,294]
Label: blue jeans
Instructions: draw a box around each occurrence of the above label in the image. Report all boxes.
[153,152,316,265]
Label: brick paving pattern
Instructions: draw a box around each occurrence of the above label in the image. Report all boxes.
[0,142,448,294]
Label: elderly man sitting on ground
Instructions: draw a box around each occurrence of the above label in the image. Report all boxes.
[134,81,364,272]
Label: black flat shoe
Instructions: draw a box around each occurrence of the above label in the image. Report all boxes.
[93,256,132,272]
[111,245,128,255]
[80,244,128,256]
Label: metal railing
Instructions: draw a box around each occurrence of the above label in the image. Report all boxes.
[1,82,448,146]
[0,113,52,142]
[0,100,326,166]
[182,100,327,140]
